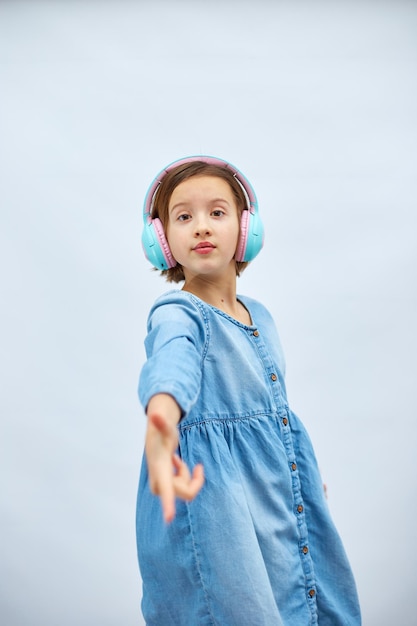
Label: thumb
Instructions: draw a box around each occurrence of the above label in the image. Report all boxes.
[149,412,174,437]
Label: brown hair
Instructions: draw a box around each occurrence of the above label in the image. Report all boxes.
[150,161,250,282]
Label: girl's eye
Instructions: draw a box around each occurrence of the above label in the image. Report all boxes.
[178,214,191,222]
[212,209,225,217]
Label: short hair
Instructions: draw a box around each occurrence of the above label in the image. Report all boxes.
[150,161,250,282]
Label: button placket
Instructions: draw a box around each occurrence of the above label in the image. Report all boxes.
[249,327,286,411]
[283,422,317,620]
[248,327,318,621]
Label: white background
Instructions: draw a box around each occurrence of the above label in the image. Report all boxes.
[1,1,416,624]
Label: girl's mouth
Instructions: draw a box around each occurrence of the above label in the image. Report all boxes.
[193,242,215,254]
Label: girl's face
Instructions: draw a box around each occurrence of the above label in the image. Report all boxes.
[166,175,240,281]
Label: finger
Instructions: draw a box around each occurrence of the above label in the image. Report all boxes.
[155,472,176,523]
[173,463,205,501]
[192,463,205,491]
[147,453,177,523]
[149,412,176,439]
[172,454,191,479]
[173,456,204,485]
[162,494,176,524]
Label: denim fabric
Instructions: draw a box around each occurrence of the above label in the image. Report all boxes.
[137,290,361,625]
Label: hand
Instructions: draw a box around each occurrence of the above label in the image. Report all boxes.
[145,395,205,523]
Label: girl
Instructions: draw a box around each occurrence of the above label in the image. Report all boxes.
[137,156,361,625]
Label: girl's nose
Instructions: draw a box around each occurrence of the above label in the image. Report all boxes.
[194,218,211,237]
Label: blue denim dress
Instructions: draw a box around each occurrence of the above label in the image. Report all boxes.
[137,290,361,625]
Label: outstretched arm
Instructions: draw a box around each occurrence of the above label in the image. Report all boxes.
[145,393,205,523]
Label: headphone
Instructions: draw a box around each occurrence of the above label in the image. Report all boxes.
[142,155,264,270]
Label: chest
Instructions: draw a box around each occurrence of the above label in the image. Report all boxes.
[188,316,287,419]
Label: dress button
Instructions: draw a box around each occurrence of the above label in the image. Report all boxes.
[297,504,304,513]
[302,546,309,555]
[308,589,316,598]
[271,373,277,381]
[291,462,297,471]
[253,330,259,337]
[282,417,288,426]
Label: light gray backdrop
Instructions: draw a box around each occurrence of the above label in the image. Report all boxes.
[1,1,416,625]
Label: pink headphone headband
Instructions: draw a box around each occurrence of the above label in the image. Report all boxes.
[143,155,257,225]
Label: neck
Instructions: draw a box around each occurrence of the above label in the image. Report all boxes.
[182,272,251,325]
[184,282,237,309]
